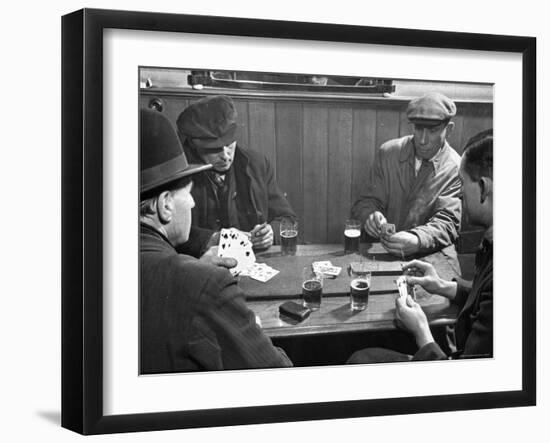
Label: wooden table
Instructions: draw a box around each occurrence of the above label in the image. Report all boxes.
[241,243,460,339]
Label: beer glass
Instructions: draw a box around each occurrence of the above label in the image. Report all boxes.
[280,219,298,256]
[344,219,361,253]
[302,267,323,311]
[348,260,371,311]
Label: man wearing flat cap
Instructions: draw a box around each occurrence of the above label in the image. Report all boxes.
[351,92,462,261]
[140,108,292,373]
[176,95,297,252]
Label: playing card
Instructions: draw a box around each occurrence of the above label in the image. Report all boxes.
[396,275,416,300]
[312,261,341,278]
[218,228,255,275]
[249,263,279,282]
[380,223,396,238]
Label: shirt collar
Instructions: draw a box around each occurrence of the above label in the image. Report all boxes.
[399,136,449,174]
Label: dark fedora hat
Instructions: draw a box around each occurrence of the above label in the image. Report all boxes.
[140,108,211,195]
[176,95,237,149]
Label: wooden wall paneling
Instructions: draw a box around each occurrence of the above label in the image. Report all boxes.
[375,107,401,160]
[398,107,411,138]
[302,104,329,243]
[447,109,465,154]
[351,108,377,204]
[248,100,277,165]
[327,106,353,243]
[275,102,304,238]
[459,103,493,148]
[233,99,250,149]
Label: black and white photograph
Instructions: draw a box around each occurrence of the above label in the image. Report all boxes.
[138,67,494,374]
[52,3,540,437]
[5,0,550,438]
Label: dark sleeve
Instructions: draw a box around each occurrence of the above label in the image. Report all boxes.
[263,156,297,223]
[452,279,473,310]
[350,152,386,226]
[176,226,217,258]
[409,171,462,253]
[459,285,493,359]
[412,342,448,361]
[195,275,292,370]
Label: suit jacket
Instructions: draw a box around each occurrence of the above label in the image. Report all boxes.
[140,223,292,373]
[414,239,493,360]
[186,143,296,229]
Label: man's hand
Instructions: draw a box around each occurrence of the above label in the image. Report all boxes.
[402,259,457,299]
[365,211,387,238]
[250,223,274,250]
[395,295,434,349]
[199,246,237,269]
[380,231,420,257]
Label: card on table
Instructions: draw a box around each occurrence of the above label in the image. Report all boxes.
[312,261,341,278]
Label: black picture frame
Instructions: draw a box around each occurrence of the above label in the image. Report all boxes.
[61,8,536,435]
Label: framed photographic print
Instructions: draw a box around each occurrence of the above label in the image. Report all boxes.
[62,8,536,435]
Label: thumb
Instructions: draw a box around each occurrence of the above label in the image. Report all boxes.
[213,256,238,269]
[406,276,428,287]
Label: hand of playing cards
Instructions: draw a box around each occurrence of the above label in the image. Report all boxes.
[312,260,341,279]
[379,222,396,239]
[396,275,416,301]
[217,228,256,276]
[217,228,279,282]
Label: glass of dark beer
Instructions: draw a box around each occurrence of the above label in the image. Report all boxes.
[348,261,371,311]
[280,219,298,256]
[344,219,361,253]
[302,267,323,311]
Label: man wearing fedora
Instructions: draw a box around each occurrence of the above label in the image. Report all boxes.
[140,108,292,373]
[176,95,296,252]
[351,92,462,262]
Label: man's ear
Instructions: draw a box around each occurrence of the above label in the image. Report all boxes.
[157,190,174,223]
[479,177,492,204]
[445,121,455,136]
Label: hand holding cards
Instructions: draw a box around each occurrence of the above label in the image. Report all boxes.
[217,228,256,276]
[380,222,396,239]
[396,275,416,301]
[218,228,279,281]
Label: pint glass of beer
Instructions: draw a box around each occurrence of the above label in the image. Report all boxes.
[348,261,371,311]
[280,219,298,256]
[302,267,323,311]
[344,219,361,253]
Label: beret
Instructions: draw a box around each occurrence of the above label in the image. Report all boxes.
[176,95,238,149]
[406,92,456,125]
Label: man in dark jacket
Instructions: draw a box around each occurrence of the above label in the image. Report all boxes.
[139,108,292,373]
[351,92,462,261]
[348,129,493,363]
[176,95,296,252]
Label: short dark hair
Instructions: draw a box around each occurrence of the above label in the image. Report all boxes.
[462,129,493,181]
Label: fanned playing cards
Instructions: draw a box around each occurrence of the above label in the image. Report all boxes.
[218,228,256,276]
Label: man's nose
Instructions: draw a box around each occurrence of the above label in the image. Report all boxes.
[420,128,428,145]
[220,146,231,160]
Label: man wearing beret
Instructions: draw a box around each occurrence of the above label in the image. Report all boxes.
[176,95,297,252]
[140,108,292,373]
[351,92,462,261]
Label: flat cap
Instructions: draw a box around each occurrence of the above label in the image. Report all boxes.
[176,95,237,149]
[406,92,456,125]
